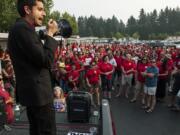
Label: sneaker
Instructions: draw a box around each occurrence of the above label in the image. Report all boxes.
[146,108,154,113]
[168,104,176,108]
[115,92,121,97]
[130,99,136,103]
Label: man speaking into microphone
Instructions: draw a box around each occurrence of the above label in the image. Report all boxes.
[8,0,58,135]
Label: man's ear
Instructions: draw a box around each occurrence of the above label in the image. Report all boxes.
[24,5,31,15]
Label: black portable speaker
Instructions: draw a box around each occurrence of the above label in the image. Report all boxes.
[66,91,91,123]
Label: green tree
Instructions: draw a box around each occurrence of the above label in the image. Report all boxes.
[78,16,87,36]
[0,0,18,32]
[158,9,168,33]
[138,8,148,39]
[77,6,180,39]
[149,9,158,34]
[98,17,105,37]
[175,32,180,36]
[114,32,124,40]
[105,18,113,37]
[111,15,120,34]
[77,15,125,38]
[43,0,54,24]
[50,10,61,21]
[86,15,97,36]
[126,16,137,36]
[0,0,54,31]
[62,12,78,35]
[148,33,156,40]
[132,32,140,39]
[157,33,168,40]
[119,20,125,33]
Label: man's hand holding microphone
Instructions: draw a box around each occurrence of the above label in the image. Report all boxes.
[47,19,58,37]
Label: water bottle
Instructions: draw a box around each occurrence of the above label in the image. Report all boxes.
[14,105,20,121]
[92,110,99,124]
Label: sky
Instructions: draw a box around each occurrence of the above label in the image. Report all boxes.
[52,0,179,23]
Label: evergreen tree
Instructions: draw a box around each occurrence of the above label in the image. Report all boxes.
[44,0,54,24]
[50,10,61,21]
[126,16,137,36]
[0,0,18,32]
[138,8,148,39]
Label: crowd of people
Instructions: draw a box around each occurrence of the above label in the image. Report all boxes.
[51,42,180,113]
[0,42,180,130]
[0,49,15,131]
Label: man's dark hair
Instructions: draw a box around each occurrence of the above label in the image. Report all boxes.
[17,0,44,17]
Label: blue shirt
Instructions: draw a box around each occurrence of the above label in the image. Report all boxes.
[145,66,159,87]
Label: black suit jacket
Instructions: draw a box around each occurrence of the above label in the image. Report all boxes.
[8,18,58,106]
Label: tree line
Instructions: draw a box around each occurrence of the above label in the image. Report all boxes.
[78,7,180,40]
[0,0,180,40]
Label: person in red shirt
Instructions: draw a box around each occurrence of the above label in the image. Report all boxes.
[93,55,102,68]
[165,54,174,92]
[175,53,180,69]
[168,54,180,108]
[114,50,123,88]
[99,55,114,99]
[57,56,67,92]
[77,52,86,90]
[130,57,149,104]
[114,50,123,71]
[0,75,14,124]
[84,51,93,68]
[171,50,177,62]
[59,57,73,93]
[156,57,168,101]
[2,60,15,99]
[86,61,101,106]
[78,52,85,64]
[117,54,136,98]
[68,63,80,91]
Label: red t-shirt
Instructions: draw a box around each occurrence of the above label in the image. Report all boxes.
[86,68,100,84]
[78,56,85,63]
[167,59,174,73]
[137,63,149,82]
[122,59,136,75]
[99,62,113,80]
[114,56,122,70]
[68,69,80,87]
[156,49,163,60]
[157,61,168,80]
[0,87,14,124]
[97,61,103,68]
[171,51,177,61]
[65,64,72,72]
[75,61,81,70]
[63,64,72,80]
